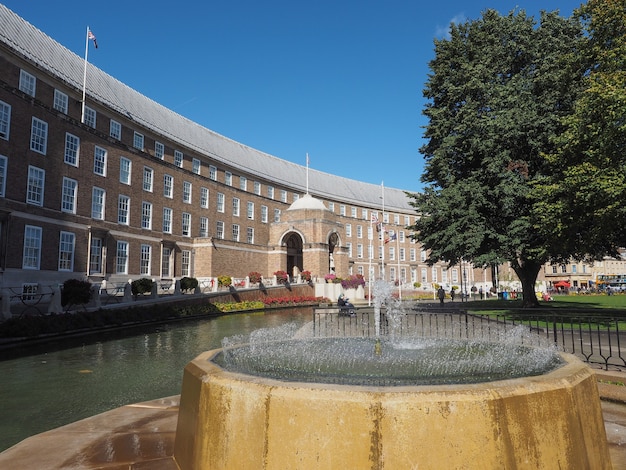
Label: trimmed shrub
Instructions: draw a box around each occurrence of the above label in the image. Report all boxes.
[131,278,154,296]
[218,275,232,287]
[180,276,198,292]
[61,279,92,308]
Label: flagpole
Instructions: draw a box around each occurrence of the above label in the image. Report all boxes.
[396,232,401,299]
[305,153,309,195]
[81,26,90,124]
[380,181,385,281]
[368,214,373,306]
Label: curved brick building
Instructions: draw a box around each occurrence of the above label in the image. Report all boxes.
[0,5,489,294]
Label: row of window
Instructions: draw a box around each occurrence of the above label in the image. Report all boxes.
[7,71,417,227]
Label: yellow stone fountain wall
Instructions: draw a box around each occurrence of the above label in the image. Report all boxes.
[173,351,612,470]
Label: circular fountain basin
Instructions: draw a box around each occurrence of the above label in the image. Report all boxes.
[174,341,612,469]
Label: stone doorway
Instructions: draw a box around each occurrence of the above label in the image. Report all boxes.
[285,232,303,279]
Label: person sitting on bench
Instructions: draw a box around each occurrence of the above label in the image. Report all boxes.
[337,293,355,316]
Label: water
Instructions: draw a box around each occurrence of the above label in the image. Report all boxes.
[216,328,563,386]
[0,308,312,452]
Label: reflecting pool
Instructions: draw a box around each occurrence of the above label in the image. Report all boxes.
[0,308,312,452]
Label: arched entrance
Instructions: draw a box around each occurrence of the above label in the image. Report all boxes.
[285,232,303,278]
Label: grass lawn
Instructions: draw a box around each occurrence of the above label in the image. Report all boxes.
[464,293,626,312]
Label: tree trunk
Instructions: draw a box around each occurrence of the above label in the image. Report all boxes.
[511,260,542,308]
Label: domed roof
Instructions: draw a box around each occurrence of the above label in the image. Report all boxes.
[287,193,328,211]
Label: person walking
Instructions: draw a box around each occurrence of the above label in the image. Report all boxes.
[437,286,445,305]
[450,287,456,302]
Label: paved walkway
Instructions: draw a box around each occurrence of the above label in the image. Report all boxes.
[0,370,624,469]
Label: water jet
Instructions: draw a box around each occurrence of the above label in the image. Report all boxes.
[173,286,612,469]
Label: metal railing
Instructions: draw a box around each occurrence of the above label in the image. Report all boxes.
[312,308,626,371]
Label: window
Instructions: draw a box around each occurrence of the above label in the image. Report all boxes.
[216,221,224,239]
[232,197,240,217]
[260,205,268,223]
[247,227,254,244]
[163,174,173,198]
[0,155,6,197]
[225,171,232,186]
[351,207,357,218]
[383,213,389,224]
[389,246,395,261]
[368,244,374,260]
[174,150,183,167]
[30,117,48,154]
[161,247,171,278]
[116,241,129,274]
[357,244,363,259]
[572,265,577,274]
[551,265,557,274]
[53,90,68,113]
[232,224,240,242]
[183,181,192,203]
[293,193,299,202]
[346,242,352,257]
[83,106,96,128]
[254,181,261,195]
[61,177,77,213]
[400,248,405,261]
[133,131,144,150]
[23,225,42,269]
[162,207,172,233]
[410,248,416,262]
[357,226,363,238]
[91,187,105,219]
[442,269,448,283]
[141,202,152,229]
[120,157,131,184]
[89,237,103,275]
[561,264,567,273]
[405,215,410,226]
[328,202,335,212]
[192,158,201,174]
[200,187,209,208]
[143,167,153,192]
[0,100,10,140]
[27,166,45,206]
[421,268,428,283]
[267,186,274,199]
[431,267,437,283]
[110,120,121,140]
[390,267,396,282]
[274,208,281,222]
[280,190,287,202]
[118,195,130,225]
[58,231,75,271]
[182,212,191,236]
[199,217,208,237]
[340,205,346,216]
[181,251,191,277]
[346,224,352,237]
[140,244,151,275]
[19,70,36,96]
[155,141,164,159]
[451,268,459,283]
[247,202,254,219]
[209,165,217,180]
[64,133,80,166]
[239,176,247,191]
[420,249,426,262]
[368,225,373,240]
[362,209,368,220]
[217,193,225,212]
[93,146,107,176]
[399,231,405,242]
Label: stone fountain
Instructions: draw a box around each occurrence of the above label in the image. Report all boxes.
[173,283,612,469]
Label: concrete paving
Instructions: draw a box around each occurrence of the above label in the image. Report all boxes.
[0,370,624,469]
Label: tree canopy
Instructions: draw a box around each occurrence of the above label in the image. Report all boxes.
[407,9,586,306]
[533,0,626,260]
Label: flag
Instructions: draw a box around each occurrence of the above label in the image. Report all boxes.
[88,30,98,49]
[371,213,378,224]
[384,233,396,244]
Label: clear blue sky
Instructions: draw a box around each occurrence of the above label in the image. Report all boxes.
[4,0,583,191]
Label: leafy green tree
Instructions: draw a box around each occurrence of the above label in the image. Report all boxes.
[534,0,626,260]
[407,9,585,307]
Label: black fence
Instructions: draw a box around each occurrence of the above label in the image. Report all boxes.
[312,308,626,371]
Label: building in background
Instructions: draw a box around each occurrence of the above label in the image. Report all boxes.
[0,5,491,294]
